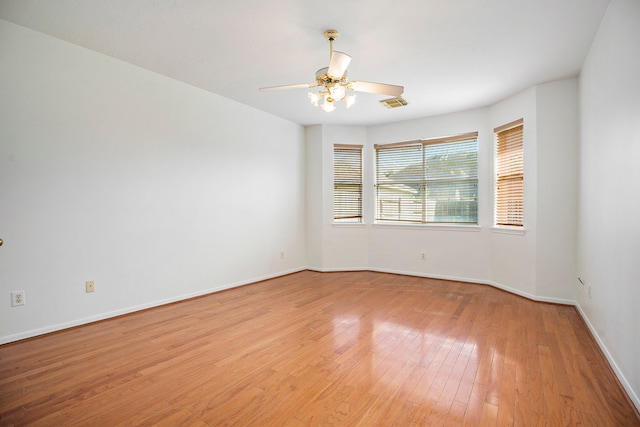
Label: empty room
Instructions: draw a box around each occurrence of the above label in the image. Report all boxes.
[1,0,639,425]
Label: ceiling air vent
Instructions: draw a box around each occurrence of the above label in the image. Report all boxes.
[379,97,408,109]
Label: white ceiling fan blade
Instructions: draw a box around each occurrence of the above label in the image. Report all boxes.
[349,81,404,97]
[259,83,315,91]
[327,51,352,79]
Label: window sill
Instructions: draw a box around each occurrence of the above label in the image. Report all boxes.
[490,226,526,235]
[373,222,481,232]
[331,222,366,228]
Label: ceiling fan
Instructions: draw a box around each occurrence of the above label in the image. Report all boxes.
[259,29,404,112]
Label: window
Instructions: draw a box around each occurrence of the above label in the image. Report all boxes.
[375,132,478,224]
[333,145,363,223]
[495,119,524,227]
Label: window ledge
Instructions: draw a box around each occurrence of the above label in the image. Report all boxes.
[332,222,366,228]
[491,226,526,235]
[373,222,481,232]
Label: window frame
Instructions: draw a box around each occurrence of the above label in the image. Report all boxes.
[374,132,479,225]
[333,144,363,223]
[494,119,524,228]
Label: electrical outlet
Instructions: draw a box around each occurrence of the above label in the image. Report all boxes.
[280,252,284,259]
[421,252,426,260]
[11,290,25,307]
[86,281,95,293]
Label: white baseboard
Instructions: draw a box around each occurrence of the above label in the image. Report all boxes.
[0,267,306,345]
[310,266,575,305]
[574,303,640,412]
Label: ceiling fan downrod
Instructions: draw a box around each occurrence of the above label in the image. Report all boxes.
[324,29,339,60]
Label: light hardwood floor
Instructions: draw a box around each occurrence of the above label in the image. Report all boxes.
[1,271,639,426]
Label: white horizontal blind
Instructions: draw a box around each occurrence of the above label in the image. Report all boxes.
[376,144,424,222]
[333,145,363,223]
[495,119,524,226]
[375,133,478,224]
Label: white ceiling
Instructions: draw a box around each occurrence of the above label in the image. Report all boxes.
[0,0,610,126]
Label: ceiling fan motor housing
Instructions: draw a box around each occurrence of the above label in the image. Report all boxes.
[315,67,347,85]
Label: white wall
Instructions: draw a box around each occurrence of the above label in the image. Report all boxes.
[306,124,371,271]
[321,126,369,270]
[535,80,579,300]
[488,80,579,302]
[488,88,538,297]
[305,125,324,269]
[0,19,307,343]
[367,109,492,282]
[312,86,578,305]
[577,0,640,408]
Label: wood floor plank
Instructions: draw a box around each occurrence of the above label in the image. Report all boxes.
[463,381,488,426]
[496,362,516,426]
[1,270,638,426]
[514,380,531,427]
[527,367,547,426]
[479,401,499,427]
[538,345,564,426]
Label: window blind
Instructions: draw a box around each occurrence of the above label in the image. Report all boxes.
[375,133,478,224]
[495,119,524,226]
[333,145,363,222]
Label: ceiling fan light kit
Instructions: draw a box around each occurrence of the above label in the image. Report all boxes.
[260,29,404,113]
